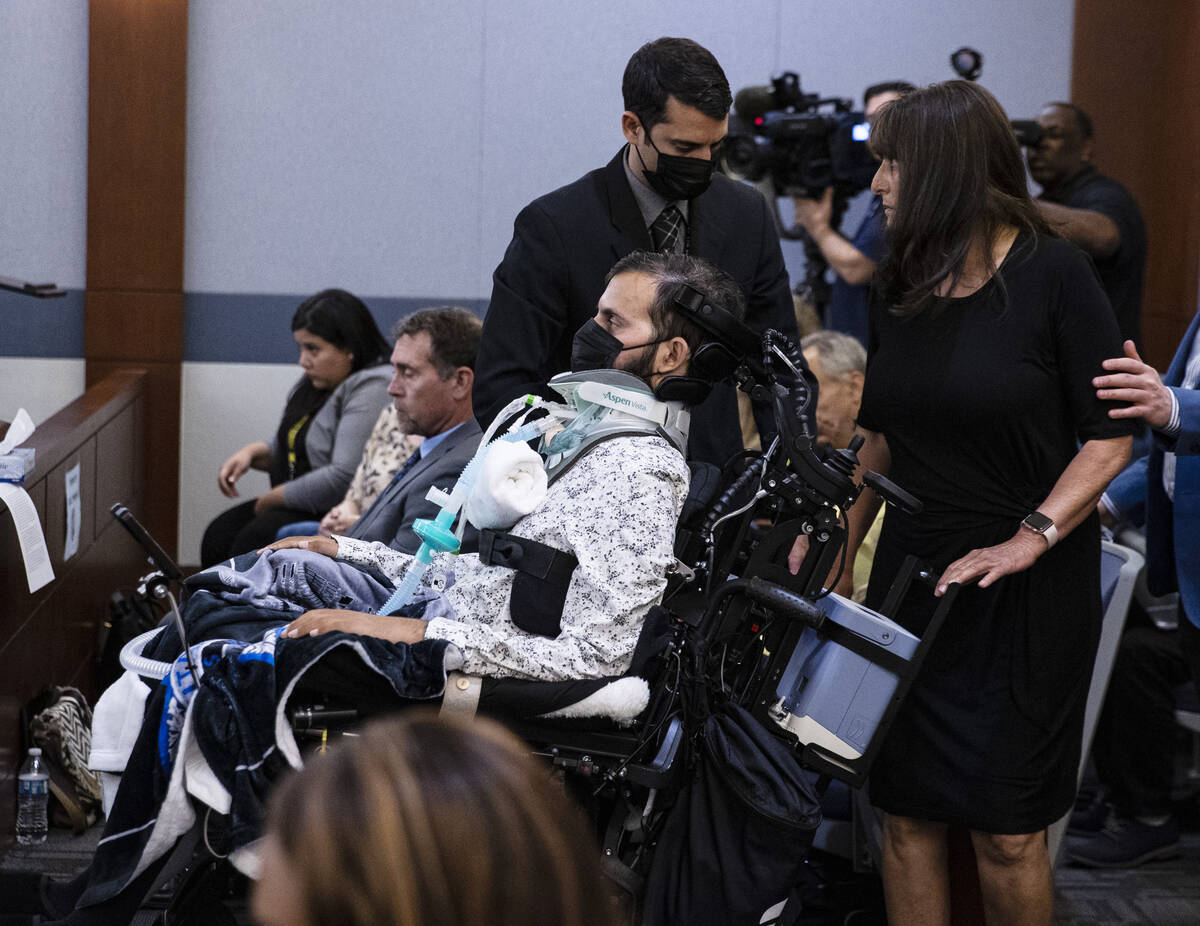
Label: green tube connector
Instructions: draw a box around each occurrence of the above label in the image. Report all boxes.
[411,508,461,563]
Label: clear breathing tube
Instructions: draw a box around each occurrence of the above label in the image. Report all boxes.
[118,589,199,682]
[120,628,173,679]
[375,397,567,616]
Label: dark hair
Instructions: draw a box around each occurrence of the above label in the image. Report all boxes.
[863,80,916,108]
[622,37,731,131]
[605,250,746,354]
[868,80,1050,317]
[263,712,619,926]
[1044,100,1094,140]
[291,289,390,372]
[393,306,483,378]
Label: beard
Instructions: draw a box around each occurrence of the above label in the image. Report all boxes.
[392,402,424,438]
[616,343,660,387]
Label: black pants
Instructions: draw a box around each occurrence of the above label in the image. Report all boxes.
[1181,608,1200,702]
[200,499,314,567]
[1092,600,1200,818]
[1091,625,1191,817]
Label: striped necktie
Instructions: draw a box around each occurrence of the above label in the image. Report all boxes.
[650,204,685,254]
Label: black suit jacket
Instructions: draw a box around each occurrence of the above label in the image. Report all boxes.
[474,149,798,466]
[348,419,483,554]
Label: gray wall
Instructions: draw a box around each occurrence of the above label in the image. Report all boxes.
[184,0,1074,302]
[0,0,88,422]
[0,0,1076,560]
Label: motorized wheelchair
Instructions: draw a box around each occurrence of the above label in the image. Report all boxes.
[104,296,956,925]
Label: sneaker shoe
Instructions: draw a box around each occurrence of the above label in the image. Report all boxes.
[1067,797,1112,836]
[1066,814,1181,868]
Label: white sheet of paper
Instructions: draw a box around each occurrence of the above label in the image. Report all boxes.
[64,462,81,561]
[0,481,55,593]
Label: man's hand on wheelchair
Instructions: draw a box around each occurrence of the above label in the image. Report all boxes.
[283,609,428,644]
[258,535,339,558]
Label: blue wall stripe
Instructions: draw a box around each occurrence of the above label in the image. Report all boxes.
[0,290,489,362]
[0,288,85,358]
[182,292,488,363]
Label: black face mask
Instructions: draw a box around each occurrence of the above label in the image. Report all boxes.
[632,124,716,201]
[570,319,665,374]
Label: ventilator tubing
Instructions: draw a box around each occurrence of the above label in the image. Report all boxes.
[377,397,563,616]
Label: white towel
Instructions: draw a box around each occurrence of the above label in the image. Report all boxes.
[464,440,547,531]
[89,670,152,816]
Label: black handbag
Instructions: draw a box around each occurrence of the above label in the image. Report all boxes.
[22,686,104,834]
[641,701,822,926]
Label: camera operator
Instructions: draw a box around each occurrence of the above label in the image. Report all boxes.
[792,81,914,346]
[1028,102,1147,347]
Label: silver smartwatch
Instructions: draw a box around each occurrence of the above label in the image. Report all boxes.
[1020,511,1058,549]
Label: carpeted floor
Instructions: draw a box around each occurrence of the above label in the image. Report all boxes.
[1056,848,1200,925]
[0,824,99,877]
[2,817,1198,923]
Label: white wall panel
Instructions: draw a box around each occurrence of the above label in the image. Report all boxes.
[777,1,1072,123]
[475,0,784,295]
[0,1,88,289]
[185,0,486,297]
[179,361,303,563]
[0,359,86,427]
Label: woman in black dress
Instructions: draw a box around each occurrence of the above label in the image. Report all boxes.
[843,81,1134,924]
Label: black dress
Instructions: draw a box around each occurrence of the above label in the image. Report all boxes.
[859,232,1135,834]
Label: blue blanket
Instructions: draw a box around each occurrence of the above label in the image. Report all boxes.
[80,554,449,908]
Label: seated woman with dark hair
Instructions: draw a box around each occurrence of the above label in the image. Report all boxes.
[252,712,619,926]
[201,289,392,566]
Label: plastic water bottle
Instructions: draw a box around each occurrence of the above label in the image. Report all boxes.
[16,747,49,845]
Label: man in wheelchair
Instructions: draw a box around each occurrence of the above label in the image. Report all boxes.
[8,251,791,925]
[268,249,742,681]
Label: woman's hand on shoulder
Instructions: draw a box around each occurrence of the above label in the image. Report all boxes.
[935,530,1046,597]
[258,535,339,558]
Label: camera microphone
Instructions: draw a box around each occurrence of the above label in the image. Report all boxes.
[950,47,983,81]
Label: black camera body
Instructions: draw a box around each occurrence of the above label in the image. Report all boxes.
[723,72,878,197]
[1010,120,1043,147]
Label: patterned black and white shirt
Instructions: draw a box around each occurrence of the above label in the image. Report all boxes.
[334,434,689,680]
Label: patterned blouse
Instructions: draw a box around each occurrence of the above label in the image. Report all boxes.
[334,434,690,680]
[343,404,423,511]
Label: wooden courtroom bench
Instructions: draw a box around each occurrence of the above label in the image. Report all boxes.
[0,369,150,842]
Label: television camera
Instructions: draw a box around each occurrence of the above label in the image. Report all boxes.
[721,71,878,316]
[722,71,877,199]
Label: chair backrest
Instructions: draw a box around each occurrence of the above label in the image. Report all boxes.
[1047,539,1144,865]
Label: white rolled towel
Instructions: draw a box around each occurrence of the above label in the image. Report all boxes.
[464,440,548,530]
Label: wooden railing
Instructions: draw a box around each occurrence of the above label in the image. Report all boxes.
[0,369,149,841]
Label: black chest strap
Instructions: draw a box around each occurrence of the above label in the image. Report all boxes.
[478,529,579,638]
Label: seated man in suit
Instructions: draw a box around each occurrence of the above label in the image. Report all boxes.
[274,306,483,550]
[343,307,483,553]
